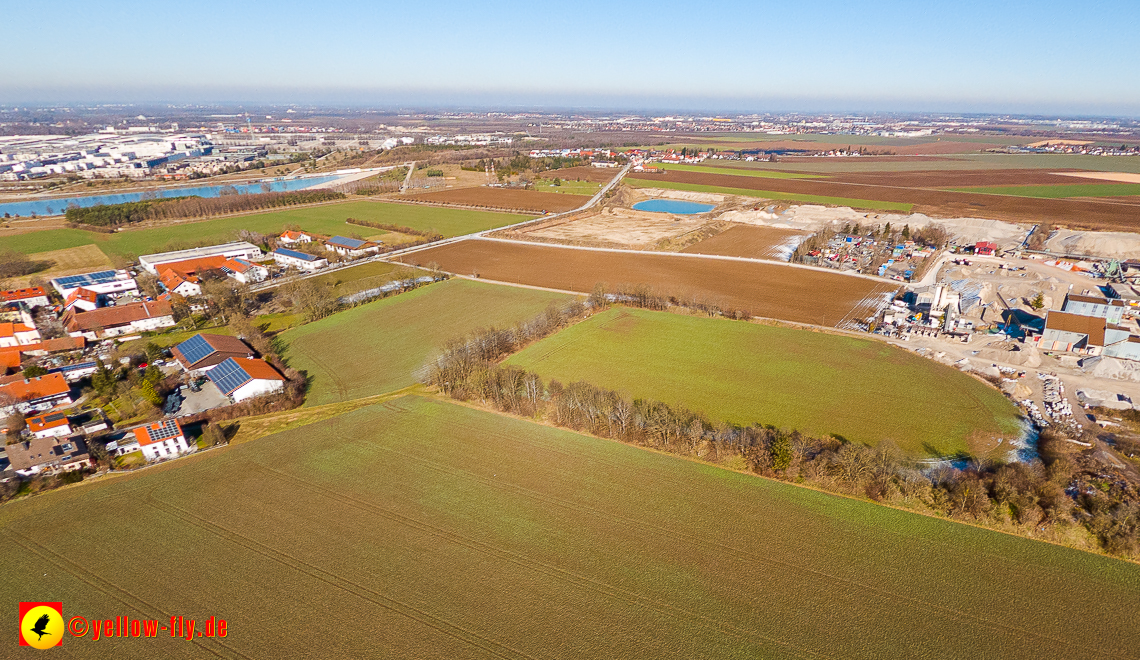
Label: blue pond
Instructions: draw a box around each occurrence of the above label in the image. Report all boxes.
[0,175,344,218]
[632,199,715,214]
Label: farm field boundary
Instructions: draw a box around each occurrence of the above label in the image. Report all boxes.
[626,177,915,212]
[947,183,1140,199]
[1,395,1136,659]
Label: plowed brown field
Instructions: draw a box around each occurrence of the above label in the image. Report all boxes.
[682,225,806,260]
[831,169,1100,188]
[635,170,1140,231]
[406,187,588,213]
[399,239,893,326]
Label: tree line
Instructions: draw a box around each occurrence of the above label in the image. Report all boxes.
[426,303,1140,560]
[63,190,346,226]
[345,217,443,240]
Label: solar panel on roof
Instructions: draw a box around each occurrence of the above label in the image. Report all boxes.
[274,248,318,261]
[175,334,216,366]
[53,270,119,288]
[206,358,253,395]
[147,420,182,441]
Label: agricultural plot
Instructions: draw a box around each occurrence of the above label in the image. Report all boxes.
[400,238,895,327]
[631,169,1140,232]
[406,187,588,213]
[657,163,823,179]
[948,183,1140,198]
[2,244,113,288]
[508,308,1021,455]
[1,201,528,257]
[1,396,1136,659]
[539,165,619,183]
[280,278,572,406]
[626,177,915,212]
[681,225,807,260]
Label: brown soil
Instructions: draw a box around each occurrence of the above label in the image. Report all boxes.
[829,169,1096,188]
[681,225,807,260]
[399,239,893,327]
[773,155,961,163]
[634,171,1140,232]
[678,140,998,155]
[538,166,618,183]
[405,187,588,213]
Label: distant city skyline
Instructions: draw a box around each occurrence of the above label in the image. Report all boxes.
[4,0,1139,115]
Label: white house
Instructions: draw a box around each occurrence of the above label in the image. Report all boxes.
[132,419,190,461]
[272,247,328,271]
[63,301,176,340]
[206,357,286,402]
[0,287,51,308]
[0,373,73,415]
[0,322,40,348]
[278,230,314,245]
[325,236,381,257]
[159,268,203,297]
[220,258,269,284]
[26,412,72,439]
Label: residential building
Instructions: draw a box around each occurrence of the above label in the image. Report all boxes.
[0,373,73,414]
[51,270,137,299]
[171,333,255,372]
[272,247,327,271]
[0,322,40,348]
[325,235,381,257]
[6,435,90,476]
[63,287,102,312]
[278,230,314,244]
[206,357,286,402]
[159,268,203,297]
[1062,293,1127,325]
[27,411,72,439]
[47,361,99,382]
[62,300,175,339]
[132,419,191,461]
[220,258,268,284]
[0,287,50,308]
[139,242,263,274]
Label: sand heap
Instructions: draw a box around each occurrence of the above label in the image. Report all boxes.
[1085,356,1140,384]
[1045,229,1140,260]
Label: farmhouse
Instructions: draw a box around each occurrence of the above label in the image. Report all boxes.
[205,357,285,402]
[139,242,263,275]
[272,247,328,271]
[159,268,203,297]
[64,287,103,312]
[6,435,90,476]
[0,373,72,414]
[26,411,72,439]
[132,419,191,461]
[278,230,314,244]
[1062,293,1127,325]
[325,235,381,257]
[171,333,255,372]
[51,270,138,299]
[0,321,40,348]
[0,287,50,308]
[62,300,175,339]
[220,258,268,284]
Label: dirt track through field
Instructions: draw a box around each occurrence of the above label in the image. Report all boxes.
[634,170,1140,231]
[399,239,895,327]
[406,187,587,213]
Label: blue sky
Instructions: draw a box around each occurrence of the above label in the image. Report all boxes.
[4,0,1139,114]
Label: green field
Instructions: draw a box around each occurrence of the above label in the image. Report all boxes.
[1,201,529,258]
[654,163,824,179]
[280,279,572,406]
[949,182,1140,198]
[507,308,1020,456]
[1,395,1135,659]
[659,153,1140,174]
[626,178,914,212]
[532,179,603,195]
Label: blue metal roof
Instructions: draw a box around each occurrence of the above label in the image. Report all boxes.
[328,235,367,249]
[205,358,253,395]
[273,248,320,262]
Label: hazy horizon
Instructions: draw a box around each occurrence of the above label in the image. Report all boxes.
[5,0,1139,117]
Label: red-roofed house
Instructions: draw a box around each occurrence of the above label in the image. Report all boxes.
[159,268,202,297]
[975,241,998,256]
[132,419,190,461]
[279,230,313,244]
[206,357,286,402]
[0,322,40,348]
[0,349,20,375]
[0,373,72,414]
[62,301,175,339]
[27,411,72,439]
[220,258,268,284]
[0,287,50,308]
[64,287,102,312]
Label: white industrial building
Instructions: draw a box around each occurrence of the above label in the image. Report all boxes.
[139,242,263,274]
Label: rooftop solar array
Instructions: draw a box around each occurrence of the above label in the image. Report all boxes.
[174,334,216,365]
[206,358,254,395]
[146,419,182,442]
[274,248,319,261]
[52,270,120,289]
[329,236,367,249]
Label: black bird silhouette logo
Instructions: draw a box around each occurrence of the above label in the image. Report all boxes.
[30,613,52,640]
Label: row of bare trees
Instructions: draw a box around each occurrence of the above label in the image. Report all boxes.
[426,304,1140,559]
[64,190,346,226]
